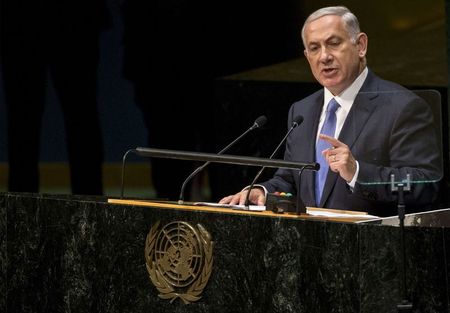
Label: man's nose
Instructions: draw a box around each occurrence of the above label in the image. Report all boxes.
[319,47,332,63]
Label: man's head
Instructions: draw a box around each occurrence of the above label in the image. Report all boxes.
[302,6,368,95]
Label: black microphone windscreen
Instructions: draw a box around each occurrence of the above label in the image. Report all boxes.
[254,115,268,128]
[293,115,304,127]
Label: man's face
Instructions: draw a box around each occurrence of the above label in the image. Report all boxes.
[303,15,367,95]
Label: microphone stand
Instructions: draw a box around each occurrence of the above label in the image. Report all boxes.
[244,116,303,209]
[178,115,267,204]
[390,174,413,313]
[178,128,250,204]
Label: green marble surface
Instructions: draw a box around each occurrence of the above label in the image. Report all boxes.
[0,192,449,313]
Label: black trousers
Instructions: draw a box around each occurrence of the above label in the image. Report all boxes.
[2,27,104,195]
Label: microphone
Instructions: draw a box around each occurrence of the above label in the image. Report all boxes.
[244,115,304,208]
[178,115,267,204]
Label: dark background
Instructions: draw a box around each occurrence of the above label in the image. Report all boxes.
[0,0,449,205]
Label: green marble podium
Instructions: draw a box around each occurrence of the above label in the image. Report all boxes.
[1,192,449,313]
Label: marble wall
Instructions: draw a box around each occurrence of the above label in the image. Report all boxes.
[1,193,449,312]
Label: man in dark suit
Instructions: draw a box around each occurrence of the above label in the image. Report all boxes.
[219,6,442,216]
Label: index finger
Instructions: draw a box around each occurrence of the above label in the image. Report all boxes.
[318,134,344,148]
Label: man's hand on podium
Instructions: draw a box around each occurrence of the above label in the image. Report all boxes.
[219,187,266,206]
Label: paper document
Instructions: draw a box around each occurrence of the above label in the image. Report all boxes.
[307,209,379,219]
[194,202,266,212]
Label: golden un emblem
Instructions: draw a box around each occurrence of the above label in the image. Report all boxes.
[145,221,214,304]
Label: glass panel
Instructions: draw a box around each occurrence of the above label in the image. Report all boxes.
[359,208,450,227]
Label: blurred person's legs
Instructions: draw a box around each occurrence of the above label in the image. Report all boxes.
[49,30,104,196]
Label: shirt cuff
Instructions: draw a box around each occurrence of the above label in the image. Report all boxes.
[242,184,268,196]
[348,160,359,189]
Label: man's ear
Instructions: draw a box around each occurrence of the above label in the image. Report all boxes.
[356,32,368,58]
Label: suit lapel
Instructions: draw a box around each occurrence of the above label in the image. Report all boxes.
[338,91,379,149]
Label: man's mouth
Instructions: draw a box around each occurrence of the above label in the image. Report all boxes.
[322,68,337,75]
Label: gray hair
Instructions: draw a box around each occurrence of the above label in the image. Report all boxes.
[301,6,361,47]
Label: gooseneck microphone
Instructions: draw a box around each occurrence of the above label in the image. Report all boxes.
[178,115,268,204]
[244,115,304,208]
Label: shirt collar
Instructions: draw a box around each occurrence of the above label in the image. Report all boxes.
[323,67,368,110]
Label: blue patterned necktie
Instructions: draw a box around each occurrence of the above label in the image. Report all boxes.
[315,98,340,206]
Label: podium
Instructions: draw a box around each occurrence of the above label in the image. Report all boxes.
[1,192,449,312]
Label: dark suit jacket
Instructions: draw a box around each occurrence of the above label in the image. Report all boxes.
[261,70,442,216]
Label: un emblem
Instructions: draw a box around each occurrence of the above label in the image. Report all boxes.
[145,221,214,304]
